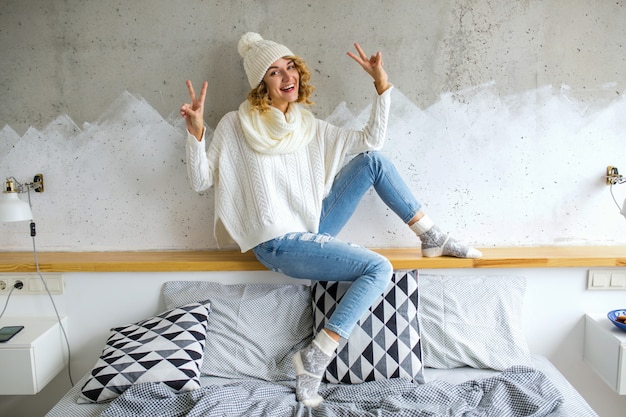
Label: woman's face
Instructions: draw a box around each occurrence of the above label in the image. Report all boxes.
[262,58,300,113]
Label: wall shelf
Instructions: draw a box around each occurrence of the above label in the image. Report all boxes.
[0,246,624,273]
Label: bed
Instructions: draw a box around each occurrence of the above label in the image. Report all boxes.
[45,272,598,416]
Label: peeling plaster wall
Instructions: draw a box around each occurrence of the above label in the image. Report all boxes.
[1,0,626,250]
[1,87,625,250]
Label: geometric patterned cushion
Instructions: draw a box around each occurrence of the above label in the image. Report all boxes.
[77,301,211,403]
[311,270,424,384]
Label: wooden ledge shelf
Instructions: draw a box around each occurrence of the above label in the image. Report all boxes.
[0,246,624,273]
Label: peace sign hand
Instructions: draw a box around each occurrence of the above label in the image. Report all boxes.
[180,80,208,141]
[347,43,391,95]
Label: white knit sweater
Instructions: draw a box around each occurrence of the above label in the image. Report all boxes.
[186,87,392,252]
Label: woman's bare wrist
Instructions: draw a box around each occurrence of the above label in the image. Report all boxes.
[374,80,391,95]
[190,126,204,141]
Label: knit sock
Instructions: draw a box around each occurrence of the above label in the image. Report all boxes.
[410,215,482,258]
[293,329,339,408]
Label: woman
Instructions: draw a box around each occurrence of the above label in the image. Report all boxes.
[181,32,481,407]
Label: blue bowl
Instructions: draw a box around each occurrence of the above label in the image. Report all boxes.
[607,309,626,332]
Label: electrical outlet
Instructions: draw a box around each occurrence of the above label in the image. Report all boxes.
[587,270,626,290]
[0,273,64,295]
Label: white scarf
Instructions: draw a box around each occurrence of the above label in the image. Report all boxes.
[238,100,315,155]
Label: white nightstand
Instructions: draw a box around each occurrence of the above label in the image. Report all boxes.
[0,316,68,395]
[584,313,626,395]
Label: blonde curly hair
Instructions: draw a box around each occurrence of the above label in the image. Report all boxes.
[247,55,315,112]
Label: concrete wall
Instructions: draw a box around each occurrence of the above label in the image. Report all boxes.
[1,1,626,416]
[1,0,625,250]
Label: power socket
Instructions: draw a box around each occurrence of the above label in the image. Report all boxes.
[0,278,25,293]
[0,273,64,295]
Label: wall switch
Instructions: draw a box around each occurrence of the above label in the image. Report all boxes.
[611,273,626,288]
[0,273,64,295]
[591,273,610,288]
[588,270,626,290]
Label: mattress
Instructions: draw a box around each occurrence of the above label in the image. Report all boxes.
[45,355,597,417]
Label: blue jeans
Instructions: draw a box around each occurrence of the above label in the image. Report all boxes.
[253,152,422,339]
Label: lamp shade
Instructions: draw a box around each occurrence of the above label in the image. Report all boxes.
[0,191,33,222]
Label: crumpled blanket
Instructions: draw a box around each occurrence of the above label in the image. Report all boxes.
[101,365,563,417]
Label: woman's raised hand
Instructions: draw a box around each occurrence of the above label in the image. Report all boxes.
[347,43,391,95]
[180,80,208,141]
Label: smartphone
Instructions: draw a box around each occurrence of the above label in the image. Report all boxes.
[0,325,25,342]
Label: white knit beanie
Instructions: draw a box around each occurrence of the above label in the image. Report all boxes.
[238,32,294,88]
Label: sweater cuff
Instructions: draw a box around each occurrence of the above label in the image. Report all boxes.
[377,83,393,97]
[186,128,205,146]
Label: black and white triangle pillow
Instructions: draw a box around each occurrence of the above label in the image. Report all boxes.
[78,301,211,403]
[311,270,424,384]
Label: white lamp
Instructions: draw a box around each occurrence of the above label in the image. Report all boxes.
[0,191,33,222]
[0,175,44,223]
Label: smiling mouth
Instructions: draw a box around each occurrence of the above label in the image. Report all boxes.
[280,84,296,92]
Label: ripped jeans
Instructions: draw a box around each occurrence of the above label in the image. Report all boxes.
[252,152,422,339]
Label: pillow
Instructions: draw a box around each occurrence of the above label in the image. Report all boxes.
[311,270,424,384]
[418,274,533,370]
[78,302,210,403]
[162,281,313,381]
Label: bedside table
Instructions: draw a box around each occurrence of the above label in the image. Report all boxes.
[0,316,68,395]
[584,313,626,395]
